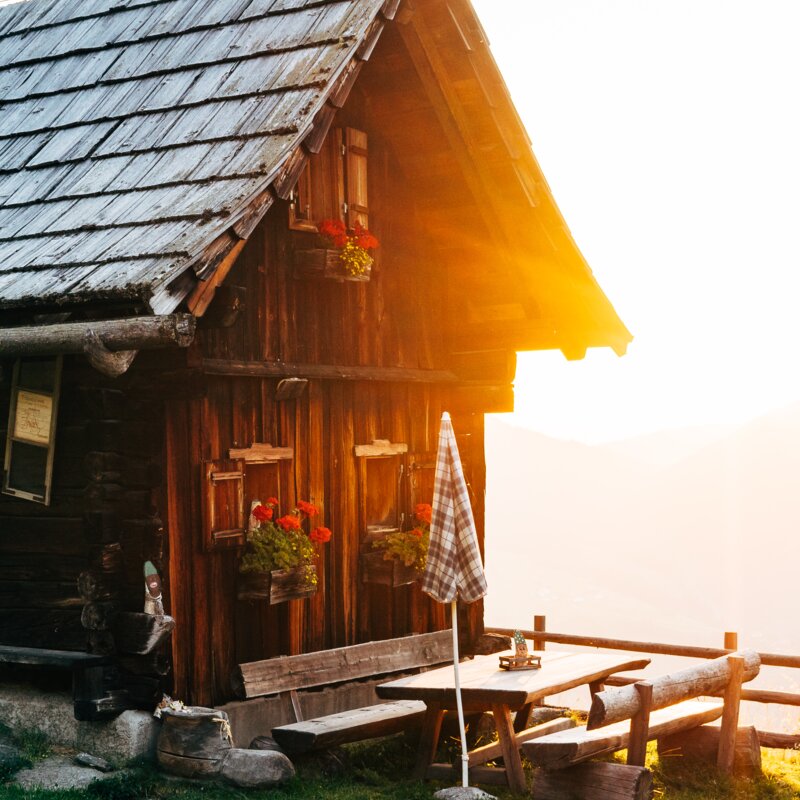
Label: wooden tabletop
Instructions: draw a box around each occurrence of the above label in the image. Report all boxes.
[376,650,650,709]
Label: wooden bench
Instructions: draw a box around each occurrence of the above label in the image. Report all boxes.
[523,650,760,798]
[0,644,112,721]
[232,631,454,754]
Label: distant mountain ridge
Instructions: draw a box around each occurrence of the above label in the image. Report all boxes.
[484,402,800,730]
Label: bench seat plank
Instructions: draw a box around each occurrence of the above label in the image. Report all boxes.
[272,700,427,753]
[522,699,724,769]
[0,644,109,667]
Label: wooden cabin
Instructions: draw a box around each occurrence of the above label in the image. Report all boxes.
[0,0,631,711]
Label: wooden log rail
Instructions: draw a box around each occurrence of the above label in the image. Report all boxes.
[488,619,800,750]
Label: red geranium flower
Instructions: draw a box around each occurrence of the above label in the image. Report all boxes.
[310,526,332,543]
[297,500,318,518]
[277,515,301,532]
[414,503,432,525]
[353,222,379,250]
[266,497,279,507]
[252,504,273,522]
[318,219,348,248]
[409,528,424,538]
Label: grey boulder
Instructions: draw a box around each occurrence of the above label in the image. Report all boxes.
[434,788,497,800]
[220,748,295,788]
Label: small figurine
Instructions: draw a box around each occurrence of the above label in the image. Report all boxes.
[513,630,528,658]
[144,561,164,617]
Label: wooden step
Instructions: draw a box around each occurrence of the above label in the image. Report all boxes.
[522,699,724,769]
[272,700,427,753]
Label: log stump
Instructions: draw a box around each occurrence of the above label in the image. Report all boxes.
[157,706,233,777]
[533,762,653,800]
[658,724,762,778]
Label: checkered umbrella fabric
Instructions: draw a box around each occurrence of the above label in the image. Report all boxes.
[421,412,488,604]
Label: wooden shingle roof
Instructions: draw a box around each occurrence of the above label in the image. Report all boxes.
[0,0,394,312]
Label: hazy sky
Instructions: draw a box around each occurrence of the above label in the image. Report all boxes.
[472,1,800,443]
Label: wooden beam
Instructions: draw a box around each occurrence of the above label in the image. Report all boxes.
[588,651,760,729]
[533,762,654,800]
[490,627,800,669]
[523,700,723,770]
[228,443,294,463]
[0,314,195,358]
[233,630,453,699]
[202,359,459,384]
[187,238,247,317]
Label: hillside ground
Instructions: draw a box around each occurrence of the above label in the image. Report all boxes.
[0,732,798,800]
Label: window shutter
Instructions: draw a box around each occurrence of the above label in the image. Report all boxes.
[343,128,369,229]
[201,459,246,551]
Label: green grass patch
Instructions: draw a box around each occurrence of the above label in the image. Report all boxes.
[0,735,797,799]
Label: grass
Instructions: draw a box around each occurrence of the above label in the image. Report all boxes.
[0,734,797,799]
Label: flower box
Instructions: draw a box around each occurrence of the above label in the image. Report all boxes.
[237,565,317,604]
[360,551,418,588]
[294,248,372,283]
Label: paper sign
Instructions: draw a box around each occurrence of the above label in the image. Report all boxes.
[13,390,53,445]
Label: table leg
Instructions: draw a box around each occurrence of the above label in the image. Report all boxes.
[492,704,527,794]
[413,701,445,780]
[513,702,533,733]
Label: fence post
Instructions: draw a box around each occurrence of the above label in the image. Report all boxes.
[533,615,546,651]
[724,631,738,651]
[717,655,745,774]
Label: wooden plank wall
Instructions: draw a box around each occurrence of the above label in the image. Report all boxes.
[164,378,484,706]
[162,81,489,706]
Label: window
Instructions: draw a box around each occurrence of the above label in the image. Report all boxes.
[289,127,369,231]
[3,356,62,505]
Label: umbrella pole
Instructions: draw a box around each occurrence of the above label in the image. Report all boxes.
[451,598,469,788]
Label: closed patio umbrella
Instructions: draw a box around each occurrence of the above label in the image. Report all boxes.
[421,412,488,789]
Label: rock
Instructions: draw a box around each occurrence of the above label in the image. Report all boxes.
[14,756,111,791]
[0,742,26,778]
[0,743,24,765]
[434,788,497,800]
[75,752,114,772]
[0,687,159,761]
[220,747,295,788]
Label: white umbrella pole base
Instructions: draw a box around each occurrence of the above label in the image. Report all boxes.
[433,788,497,800]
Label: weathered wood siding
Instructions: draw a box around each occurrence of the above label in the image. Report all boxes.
[0,360,166,663]
[163,93,487,705]
[164,377,485,705]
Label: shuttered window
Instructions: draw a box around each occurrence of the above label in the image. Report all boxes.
[2,356,62,506]
[289,127,369,231]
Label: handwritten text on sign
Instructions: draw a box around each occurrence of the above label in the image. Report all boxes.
[14,390,53,445]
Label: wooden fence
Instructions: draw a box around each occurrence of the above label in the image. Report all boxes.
[488,616,800,750]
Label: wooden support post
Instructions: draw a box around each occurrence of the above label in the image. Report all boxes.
[717,655,745,774]
[533,615,546,651]
[589,680,605,697]
[413,702,445,780]
[492,704,527,793]
[627,681,653,767]
[513,702,533,733]
[724,632,738,651]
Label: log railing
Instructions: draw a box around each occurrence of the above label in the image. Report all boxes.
[487,616,800,749]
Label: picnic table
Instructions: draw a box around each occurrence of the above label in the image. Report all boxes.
[376,649,650,793]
